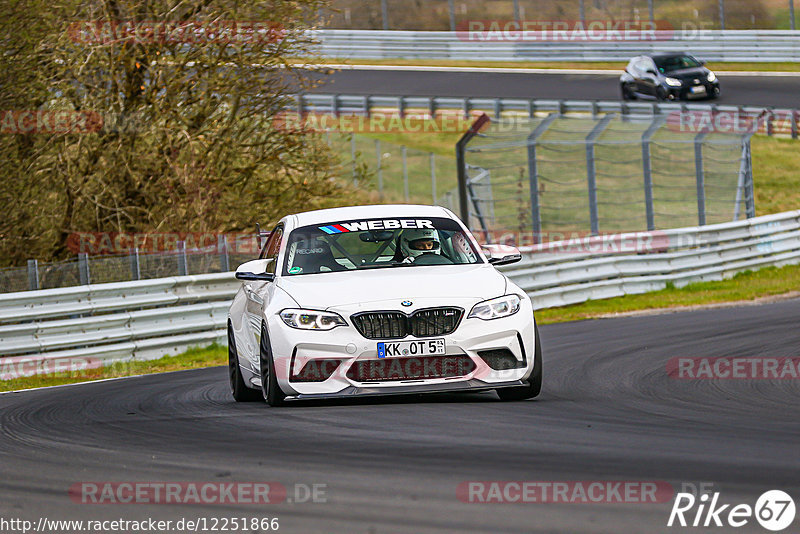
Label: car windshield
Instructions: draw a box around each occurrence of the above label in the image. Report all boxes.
[654,55,701,73]
[282,217,482,275]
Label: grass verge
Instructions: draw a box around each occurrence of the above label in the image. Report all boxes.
[0,344,226,393]
[536,263,800,324]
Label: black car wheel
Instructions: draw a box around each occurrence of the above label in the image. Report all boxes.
[259,322,286,407]
[496,324,543,401]
[656,87,669,101]
[228,322,262,402]
[621,83,636,101]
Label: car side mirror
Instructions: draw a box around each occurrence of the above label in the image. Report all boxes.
[235,259,275,281]
[482,244,522,266]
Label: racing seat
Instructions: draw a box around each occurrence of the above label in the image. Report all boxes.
[291,239,346,274]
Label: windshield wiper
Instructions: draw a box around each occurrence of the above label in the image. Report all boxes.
[356,261,415,270]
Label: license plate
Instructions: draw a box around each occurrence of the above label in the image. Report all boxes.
[690,86,706,94]
[377,338,445,358]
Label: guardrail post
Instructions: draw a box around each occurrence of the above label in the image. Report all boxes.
[428,97,436,118]
[218,235,230,272]
[586,114,615,236]
[528,100,536,118]
[493,98,502,120]
[78,253,90,285]
[27,259,39,291]
[719,0,725,30]
[380,0,388,30]
[296,94,304,117]
[641,115,666,231]
[527,113,558,244]
[648,0,655,22]
[694,132,709,226]
[448,0,456,31]
[463,98,471,119]
[375,139,383,198]
[129,248,141,280]
[430,152,437,204]
[363,95,370,115]
[579,0,586,24]
[398,96,406,119]
[402,145,409,201]
[513,0,520,20]
[792,110,798,140]
[331,94,339,117]
[791,0,796,31]
[177,241,188,276]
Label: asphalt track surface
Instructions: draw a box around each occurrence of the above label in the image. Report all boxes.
[313,68,800,109]
[2,299,800,533]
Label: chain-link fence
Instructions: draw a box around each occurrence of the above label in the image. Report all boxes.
[324,132,460,206]
[0,243,256,294]
[457,113,755,242]
[321,0,797,31]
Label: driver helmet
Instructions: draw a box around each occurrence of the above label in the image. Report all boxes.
[400,228,441,259]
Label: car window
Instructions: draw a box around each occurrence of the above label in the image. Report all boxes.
[282,217,482,276]
[260,225,283,274]
[654,55,701,73]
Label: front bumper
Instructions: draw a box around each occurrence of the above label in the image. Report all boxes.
[264,299,537,398]
[667,80,720,100]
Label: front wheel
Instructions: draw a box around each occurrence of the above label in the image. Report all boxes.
[496,324,543,401]
[260,323,286,407]
[229,323,262,402]
[621,83,635,101]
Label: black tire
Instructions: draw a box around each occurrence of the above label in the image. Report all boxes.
[656,87,668,102]
[621,83,635,101]
[259,323,286,407]
[228,322,262,402]
[496,324,543,401]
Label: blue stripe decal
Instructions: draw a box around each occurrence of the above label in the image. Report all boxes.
[319,226,338,234]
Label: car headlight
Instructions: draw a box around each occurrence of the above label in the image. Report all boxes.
[665,77,682,87]
[707,71,716,82]
[279,309,347,330]
[468,294,521,320]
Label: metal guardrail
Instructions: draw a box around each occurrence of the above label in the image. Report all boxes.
[297,94,800,139]
[313,29,800,62]
[2,210,799,376]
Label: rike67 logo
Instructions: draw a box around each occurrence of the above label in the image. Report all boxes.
[668,490,796,531]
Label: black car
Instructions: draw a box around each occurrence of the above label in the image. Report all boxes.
[620,52,720,101]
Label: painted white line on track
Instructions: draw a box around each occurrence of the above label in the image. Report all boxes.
[321,63,800,77]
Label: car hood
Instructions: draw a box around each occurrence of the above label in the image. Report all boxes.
[276,264,508,309]
[666,67,708,80]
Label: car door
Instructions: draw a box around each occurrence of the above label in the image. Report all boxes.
[240,225,283,372]
[636,57,659,97]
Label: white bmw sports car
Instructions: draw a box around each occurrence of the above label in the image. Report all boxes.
[227,204,542,406]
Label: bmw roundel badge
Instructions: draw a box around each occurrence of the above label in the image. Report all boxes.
[401,300,413,307]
